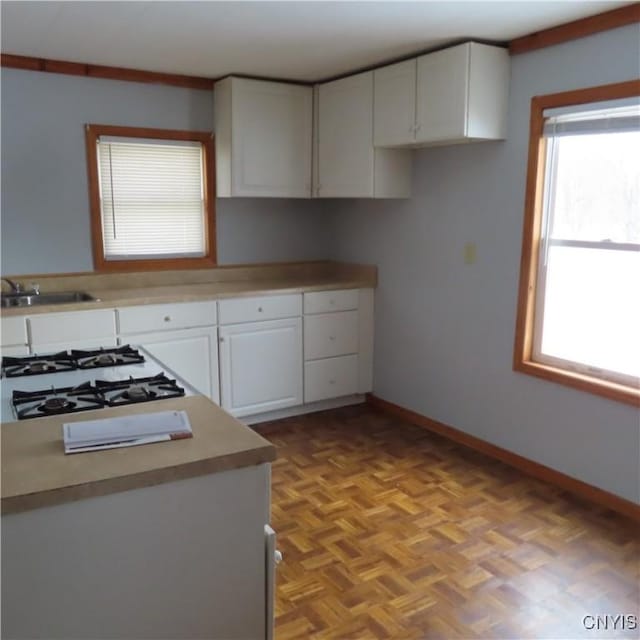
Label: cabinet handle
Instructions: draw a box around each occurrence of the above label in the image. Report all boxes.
[164,316,171,322]
[415,123,422,132]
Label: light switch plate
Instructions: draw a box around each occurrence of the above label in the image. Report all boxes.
[464,242,477,265]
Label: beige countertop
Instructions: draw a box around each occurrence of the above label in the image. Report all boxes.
[1,396,276,515]
[1,261,377,316]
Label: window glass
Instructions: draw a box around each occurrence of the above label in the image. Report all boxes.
[97,139,206,260]
[549,132,640,243]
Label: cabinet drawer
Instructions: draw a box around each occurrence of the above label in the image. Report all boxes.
[117,301,217,334]
[1,316,27,347]
[304,355,358,403]
[28,309,116,346]
[304,311,358,360]
[218,294,302,325]
[304,290,358,315]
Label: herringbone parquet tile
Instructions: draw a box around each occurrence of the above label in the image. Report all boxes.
[257,405,639,640]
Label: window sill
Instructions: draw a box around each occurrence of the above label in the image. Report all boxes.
[514,358,640,407]
[94,256,217,272]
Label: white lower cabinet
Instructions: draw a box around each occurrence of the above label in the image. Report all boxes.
[1,345,29,357]
[219,317,303,418]
[1,316,29,356]
[305,355,359,403]
[303,288,374,403]
[119,327,219,404]
[28,309,117,354]
[116,301,219,403]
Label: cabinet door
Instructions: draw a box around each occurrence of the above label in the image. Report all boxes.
[374,59,417,147]
[219,318,302,418]
[0,345,29,357]
[416,44,469,143]
[317,72,374,197]
[31,337,118,354]
[1,316,27,348]
[28,309,116,347]
[120,327,219,403]
[232,78,312,197]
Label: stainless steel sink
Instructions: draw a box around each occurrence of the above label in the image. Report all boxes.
[0,291,97,308]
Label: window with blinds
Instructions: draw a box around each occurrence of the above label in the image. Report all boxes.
[534,101,639,385]
[514,82,640,406]
[97,137,206,260]
[85,124,215,271]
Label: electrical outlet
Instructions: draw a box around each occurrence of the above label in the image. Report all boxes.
[464,242,477,265]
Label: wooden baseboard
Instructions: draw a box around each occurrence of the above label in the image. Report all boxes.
[366,393,640,523]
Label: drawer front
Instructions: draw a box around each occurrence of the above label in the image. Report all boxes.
[218,294,302,325]
[117,301,217,334]
[304,311,358,360]
[304,289,359,315]
[28,309,116,346]
[31,337,118,354]
[304,355,359,403]
[1,344,29,357]
[1,316,28,347]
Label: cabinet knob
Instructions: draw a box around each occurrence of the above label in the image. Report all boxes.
[329,335,336,341]
[219,336,225,343]
[329,299,335,305]
[258,306,263,313]
[329,379,336,385]
[164,316,171,322]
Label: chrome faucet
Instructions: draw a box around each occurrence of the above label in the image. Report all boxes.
[1,277,22,293]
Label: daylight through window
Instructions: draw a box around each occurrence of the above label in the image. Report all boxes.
[514,81,640,405]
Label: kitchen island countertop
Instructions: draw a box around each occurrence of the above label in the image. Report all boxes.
[1,395,276,515]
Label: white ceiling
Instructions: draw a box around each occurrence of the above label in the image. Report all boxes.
[1,1,631,82]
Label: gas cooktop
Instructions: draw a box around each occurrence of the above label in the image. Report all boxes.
[0,346,193,423]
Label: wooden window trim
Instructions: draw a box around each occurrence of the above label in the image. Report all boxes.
[509,4,640,55]
[85,124,217,272]
[513,79,640,407]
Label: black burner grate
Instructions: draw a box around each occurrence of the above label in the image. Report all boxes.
[12,382,107,420]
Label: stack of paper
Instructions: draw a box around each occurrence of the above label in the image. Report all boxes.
[63,410,192,454]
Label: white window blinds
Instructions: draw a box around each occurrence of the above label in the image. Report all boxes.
[97,137,206,260]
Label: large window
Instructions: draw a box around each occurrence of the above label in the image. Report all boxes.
[85,125,216,271]
[514,80,640,406]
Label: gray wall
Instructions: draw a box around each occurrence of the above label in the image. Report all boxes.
[328,23,640,503]
[1,26,638,502]
[0,68,330,274]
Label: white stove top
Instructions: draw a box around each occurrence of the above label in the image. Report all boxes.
[0,347,196,424]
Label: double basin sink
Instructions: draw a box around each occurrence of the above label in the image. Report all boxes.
[1,291,97,308]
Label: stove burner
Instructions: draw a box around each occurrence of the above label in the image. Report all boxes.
[2,352,77,378]
[12,382,106,420]
[97,373,185,407]
[41,397,74,414]
[1,346,147,379]
[73,345,146,370]
[29,362,56,374]
[124,385,155,401]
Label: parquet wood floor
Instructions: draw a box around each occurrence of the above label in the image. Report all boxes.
[257,405,639,640]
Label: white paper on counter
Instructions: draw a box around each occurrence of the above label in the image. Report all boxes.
[63,410,192,454]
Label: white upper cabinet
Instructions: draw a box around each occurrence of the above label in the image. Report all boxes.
[374,59,417,147]
[315,71,411,198]
[214,77,313,197]
[374,42,509,147]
